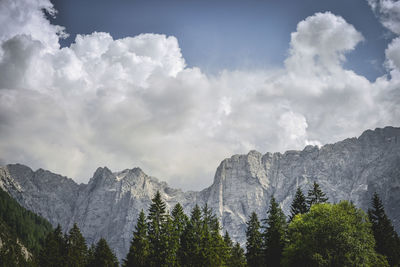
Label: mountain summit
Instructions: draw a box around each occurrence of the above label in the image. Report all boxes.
[1,126,400,260]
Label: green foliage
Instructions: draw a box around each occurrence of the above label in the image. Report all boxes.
[229,242,247,267]
[38,225,67,267]
[223,231,233,264]
[368,192,400,266]
[123,210,149,267]
[0,187,52,254]
[289,187,308,222]
[0,220,33,267]
[306,181,328,208]
[66,223,88,267]
[87,238,119,267]
[147,190,168,266]
[245,212,263,267]
[201,204,226,267]
[283,201,387,267]
[262,196,287,267]
[179,204,202,266]
[178,204,231,266]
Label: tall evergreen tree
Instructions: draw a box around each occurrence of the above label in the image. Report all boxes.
[86,244,95,267]
[306,181,328,208]
[147,191,168,266]
[245,212,263,267]
[201,204,225,266]
[179,205,202,267]
[38,224,67,267]
[262,196,287,267]
[171,203,188,266]
[66,223,87,267]
[161,215,178,266]
[229,242,247,267]
[289,187,308,222]
[368,192,400,266]
[87,238,118,267]
[223,230,233,264]
[123,210,149,267]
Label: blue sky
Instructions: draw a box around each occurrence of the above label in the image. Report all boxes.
[51,0,390,80]
[0,0,400,189]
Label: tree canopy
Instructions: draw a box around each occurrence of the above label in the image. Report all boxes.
[283,201,388,267]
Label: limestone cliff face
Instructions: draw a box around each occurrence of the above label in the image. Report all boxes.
[1,126,400,260]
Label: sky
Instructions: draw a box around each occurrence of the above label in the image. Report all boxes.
[0,0,399,190]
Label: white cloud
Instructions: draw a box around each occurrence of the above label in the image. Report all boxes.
[0,2,399,190]
[0,0,66,51]
[286,12,364,75]
[368,0,400,35]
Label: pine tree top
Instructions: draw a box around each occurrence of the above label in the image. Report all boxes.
[306,181,328,207]
[289,187,308,222]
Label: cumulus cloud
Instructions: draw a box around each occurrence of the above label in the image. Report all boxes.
[368,0,400,35]
[0,1,399,190]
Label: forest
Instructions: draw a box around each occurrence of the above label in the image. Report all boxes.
[1,183,399,267]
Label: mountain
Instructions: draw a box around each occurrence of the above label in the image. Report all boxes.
[1,126,400,260]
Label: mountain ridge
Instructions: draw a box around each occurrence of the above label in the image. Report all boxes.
[1,126,400,260]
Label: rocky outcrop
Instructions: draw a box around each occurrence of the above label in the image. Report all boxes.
[1,126,400,260]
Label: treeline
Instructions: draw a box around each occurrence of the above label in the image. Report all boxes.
[1,183,400,266]
[32,192,246,267]
[245,182,400,266]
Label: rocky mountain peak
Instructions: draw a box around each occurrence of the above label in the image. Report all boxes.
[1,126,399,261]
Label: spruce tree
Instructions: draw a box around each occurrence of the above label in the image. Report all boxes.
[201,204,223,266]
[306,181,328,208]
[171,203,188,266]
[87,238,118,267]
[123,210,149,267]
[229,242,247,267]
[223,230,233,264]
[86,244,95,267]
[262,196,287,267]
[245,212,263,267]
[368,192,400,266]
[38,224,67,267]
[161,215,178,266]
[147,191,167,266]
[289,187,308,222]
[179,205,202,267]
[66,223,87,267]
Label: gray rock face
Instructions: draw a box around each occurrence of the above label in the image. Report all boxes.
[1,126,400,260]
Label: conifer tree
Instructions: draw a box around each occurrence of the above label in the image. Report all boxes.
[245,212,263,267]
[201,204,224,266]
[289,187,308,222]
[66,223,87,267]
[171,203,188,236]
[161,215,178,266]
[229,242,247,267]
[87,238,118,267]
[368,192,400,266]
[171,203,188,266]
[86,244,95,267]
[147,191,167,266]
[39,224,67,267]
[123,210,149,267]
[262,196,287,267]
[179,205,202,267]
[223,230,233,262]
[306,181,328,208]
